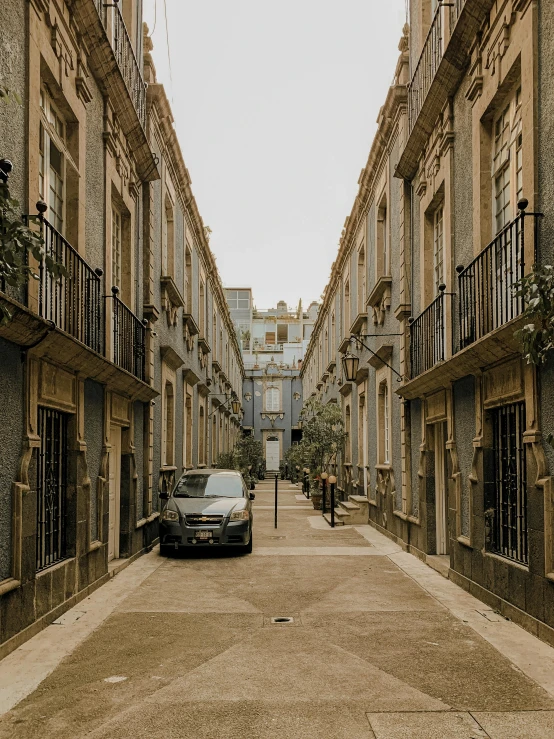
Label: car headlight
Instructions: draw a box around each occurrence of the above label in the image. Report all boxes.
[230,509,249,521]
[161,509,179,522]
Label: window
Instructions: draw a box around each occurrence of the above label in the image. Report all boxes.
[488,402,527,564]
[265,387,280,411]
[378,380,391,465]
[433,206,444,291]
[163,194,175,277]
[112,206,122,290]
[343,280,350,337]
[199,403,206,465]
[199,280,205,336]
[184,246,192,313]
[39,88,67,233]
[36,407,68,571]
[227,290,250,310]
[492,87,522,235]
[184,390,192,468]
[357,245,366,312]
[377,194,388,277]
[344,404,351,462]
[277,324,288,344]
[265,329,276,345]
[163,381,175,466]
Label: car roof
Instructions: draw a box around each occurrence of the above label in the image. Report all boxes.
[182,468,242,476]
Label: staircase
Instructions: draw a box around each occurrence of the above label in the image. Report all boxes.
[323,495,369,527]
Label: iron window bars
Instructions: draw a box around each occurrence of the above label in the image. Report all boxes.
[36,407,68,571]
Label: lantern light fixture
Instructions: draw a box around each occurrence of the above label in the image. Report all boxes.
[328,475,337,485]
[342,351,359,383]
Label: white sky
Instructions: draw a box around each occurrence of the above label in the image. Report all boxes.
[144,0,406,310]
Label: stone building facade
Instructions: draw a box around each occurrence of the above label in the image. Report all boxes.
[0,0,242,656]
[303,0,554,645]
[225,291,313,469]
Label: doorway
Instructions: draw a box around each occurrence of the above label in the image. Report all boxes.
[265,436,280,472]
[434,422,449,555]
[108,425,122,562]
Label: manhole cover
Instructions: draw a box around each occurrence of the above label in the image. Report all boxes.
[271,616,294,624]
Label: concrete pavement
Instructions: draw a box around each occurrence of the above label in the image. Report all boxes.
[1,479,554,738]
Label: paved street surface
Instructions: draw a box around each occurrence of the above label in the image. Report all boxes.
[2,480,554,738]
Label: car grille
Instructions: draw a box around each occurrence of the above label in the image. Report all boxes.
[185,514,224,526]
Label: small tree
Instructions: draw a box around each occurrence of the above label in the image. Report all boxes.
[235,433,263,473]
[296,397,347,478]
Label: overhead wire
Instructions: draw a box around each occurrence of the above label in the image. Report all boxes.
[163,0,174,105]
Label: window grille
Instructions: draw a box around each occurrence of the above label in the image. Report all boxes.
[489,402,528,565]
[36,407,68,571]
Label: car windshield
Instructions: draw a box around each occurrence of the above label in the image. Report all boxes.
[173,473,244,498]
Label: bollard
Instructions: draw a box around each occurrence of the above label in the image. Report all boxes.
[274,474,278,529]
[330,481,335,528]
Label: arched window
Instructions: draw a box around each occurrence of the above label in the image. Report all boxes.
[265,387,280,411]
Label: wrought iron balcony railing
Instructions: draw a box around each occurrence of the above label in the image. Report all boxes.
[409,290,445,379]
[107,287,147,381]
[408,5,444,133]
[93,0,146,128]
[408,1,469,134]
[456,212,539,351]
[27,215,103,353]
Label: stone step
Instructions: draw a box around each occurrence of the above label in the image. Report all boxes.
[349,495,369,505]
[323,510,345,527]
[339,500,361,512]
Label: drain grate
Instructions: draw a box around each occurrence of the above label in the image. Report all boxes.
[271,616,294,624]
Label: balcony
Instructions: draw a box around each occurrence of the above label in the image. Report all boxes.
[409,291,445,379]
[401,210,541,397]
[107,287,147,381]
[30,215,103,354]
[69,0,158,181]
[456,212,539,352]
[397,0,495,180]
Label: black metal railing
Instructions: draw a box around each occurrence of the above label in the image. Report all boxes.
[451,0,467,25]
[409,291,445,378]
[456,213,539,351]
[29,215,103,353]
[93,0,146,128]
[409,5,443,132]
[107,287,147,381]
[488,401,528,565]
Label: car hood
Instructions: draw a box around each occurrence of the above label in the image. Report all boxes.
[171,497,244,516]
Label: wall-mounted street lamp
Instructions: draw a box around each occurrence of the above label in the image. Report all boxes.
[341,352,359,383]
[231,399,241,415]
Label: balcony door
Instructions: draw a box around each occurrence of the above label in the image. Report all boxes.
[108,425,122,562]
[434,422,449,555]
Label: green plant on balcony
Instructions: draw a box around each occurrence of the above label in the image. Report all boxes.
[1,89,65,324]
[515,265,554,366]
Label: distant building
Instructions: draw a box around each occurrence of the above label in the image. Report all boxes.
[225,289,319,370]
[225,290,319,469]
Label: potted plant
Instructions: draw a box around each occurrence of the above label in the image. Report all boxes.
[310,475,323,510]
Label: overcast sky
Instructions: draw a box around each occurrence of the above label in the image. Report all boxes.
[144,0,406,310]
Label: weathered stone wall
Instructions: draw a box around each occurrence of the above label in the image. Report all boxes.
[453,376,475,539]
[0,338,23,580]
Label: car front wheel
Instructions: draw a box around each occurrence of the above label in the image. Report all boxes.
[242,532,253,554]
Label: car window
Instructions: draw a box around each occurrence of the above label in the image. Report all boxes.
[173,473,244,498]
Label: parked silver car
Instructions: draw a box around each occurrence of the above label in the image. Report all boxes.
[159,469,254,555]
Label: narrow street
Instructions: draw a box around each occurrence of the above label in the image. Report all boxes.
[1,480,554,739]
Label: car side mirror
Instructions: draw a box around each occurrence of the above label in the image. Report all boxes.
[159,491,169,500]
[249,492,255,501]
